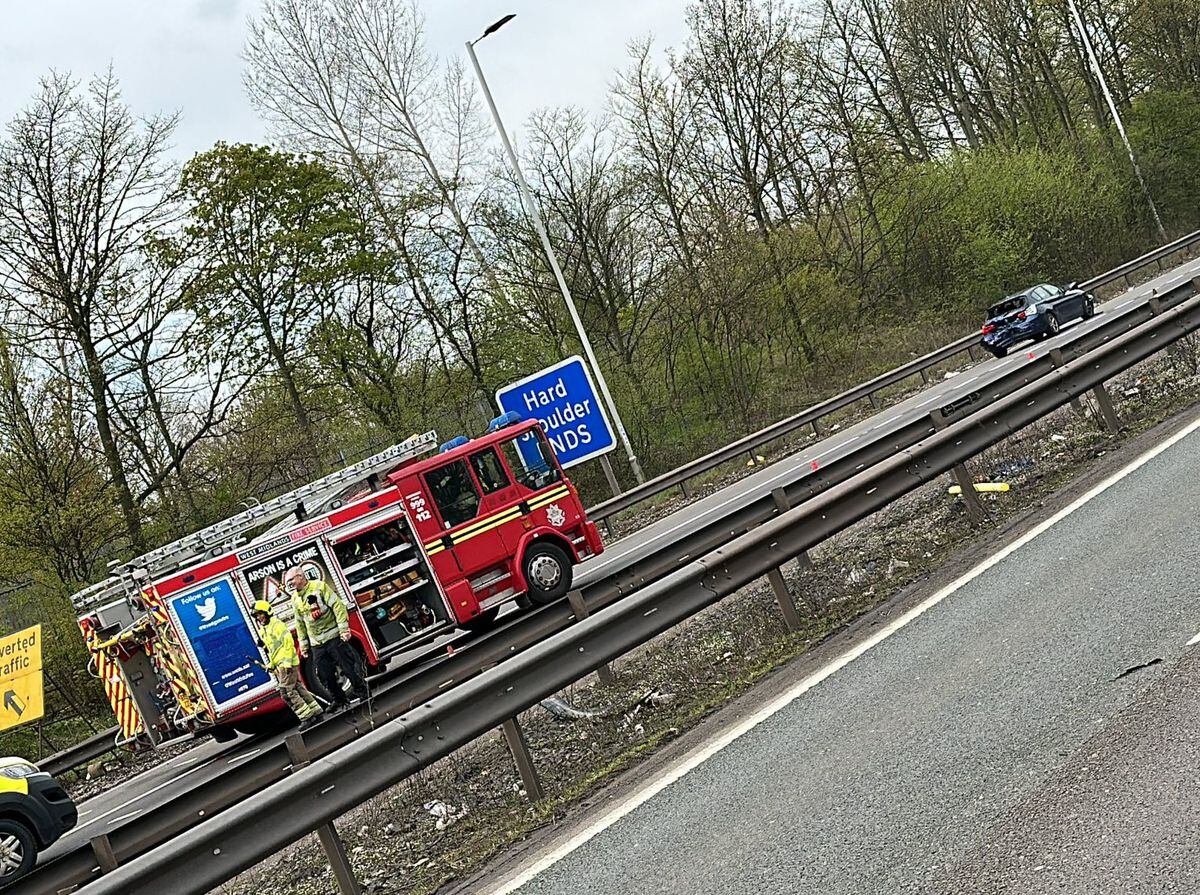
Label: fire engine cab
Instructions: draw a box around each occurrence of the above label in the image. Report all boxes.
[72,415,603,746]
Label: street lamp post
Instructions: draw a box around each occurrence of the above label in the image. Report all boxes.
[1066,0,1167,242]
[466,16,647,490]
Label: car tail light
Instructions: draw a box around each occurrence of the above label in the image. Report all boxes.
[1016,311,1026,320]
[981,323,995,335]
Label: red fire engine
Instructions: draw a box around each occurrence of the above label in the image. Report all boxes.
[73,415,604,745]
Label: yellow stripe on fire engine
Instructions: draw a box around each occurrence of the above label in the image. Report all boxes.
[423,486,572,556]
[83,626,144,742]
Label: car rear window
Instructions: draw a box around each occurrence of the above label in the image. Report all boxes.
[986,297,1024,318]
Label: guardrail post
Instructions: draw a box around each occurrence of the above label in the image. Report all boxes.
[966,344,980,361]
[599,456,622,499]
[812,418,823,437]
[867,391,880,409]
[771,489,813,570]
[567,590,616,684]
[919,367,930,385]
[931,411,985,525]
[501,716,546,803]
[764,488,810,631]
[680,479,692,499]
[766,567,804,633]
[950,465,986,526]
[1091,382,1121,433]
[285,734,362,895]
[90,833,119,874]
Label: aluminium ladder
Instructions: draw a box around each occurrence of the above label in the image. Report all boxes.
[72,432,439,611]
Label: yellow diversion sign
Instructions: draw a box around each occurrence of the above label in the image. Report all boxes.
[0,624,44,732]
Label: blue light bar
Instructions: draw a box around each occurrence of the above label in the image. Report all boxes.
[439,436,470,453]
[487,410,522,433]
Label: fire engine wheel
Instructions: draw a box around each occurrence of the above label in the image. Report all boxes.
[0,819,36,883]
[523,542,573,606]
[462,606,500,632]
[233,715,291,738]
[210,724,238,743]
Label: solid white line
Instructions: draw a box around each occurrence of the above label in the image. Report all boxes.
[1186,630,1200,647]
[487,410,1200,895]
[228,748,262,765]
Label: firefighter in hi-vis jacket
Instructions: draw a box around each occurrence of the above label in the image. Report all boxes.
[285,566,369,711]
[251,600,323,729]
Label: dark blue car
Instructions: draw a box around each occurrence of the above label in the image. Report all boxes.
[980,282,1096,358]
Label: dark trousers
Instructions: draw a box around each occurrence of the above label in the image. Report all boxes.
[313,639,369,705]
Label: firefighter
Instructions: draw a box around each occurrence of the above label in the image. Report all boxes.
[285,566,369,711]
[251,600,323,730]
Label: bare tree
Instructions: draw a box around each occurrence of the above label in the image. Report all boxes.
[0,71,179,549]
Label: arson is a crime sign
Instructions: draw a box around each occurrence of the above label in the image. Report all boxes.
[0,624,44,732]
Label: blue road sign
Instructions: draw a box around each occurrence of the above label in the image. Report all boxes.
[496,356,616,469]
[167,577,273,713]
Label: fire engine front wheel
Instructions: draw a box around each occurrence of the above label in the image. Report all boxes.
[523,542,573,606]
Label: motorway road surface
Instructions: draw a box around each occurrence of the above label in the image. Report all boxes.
[485,400,1200,894]
[41,254,1200,870]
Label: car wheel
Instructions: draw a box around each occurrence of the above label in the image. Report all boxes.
[989,346,1007,359]
[0,819,36,883]
[1045,311,1061,336]
[1082,295,1096,319]
[462,606,500,632]
[522,542,573,606]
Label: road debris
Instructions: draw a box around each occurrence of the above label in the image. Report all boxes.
[539,695,608,721]
[423,799,468,831]
[1112,657,1163,681]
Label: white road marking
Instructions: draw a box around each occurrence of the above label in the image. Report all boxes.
[73,757,218,832]
[228,749,262,765]
[1186,630,1200,647]
[488,410,1200,895]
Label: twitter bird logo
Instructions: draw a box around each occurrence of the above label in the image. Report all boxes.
[196,597,218,622]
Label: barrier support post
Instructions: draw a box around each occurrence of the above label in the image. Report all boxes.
[567,590,616,684]
[931,410,985,525]
[501,716,546,803]
[90,834,118,874]
[286,734,362,895]
[765,488,812,630]
[1092,382,1121,433]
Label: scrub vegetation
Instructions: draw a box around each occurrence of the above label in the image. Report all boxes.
[0,0,1199,754]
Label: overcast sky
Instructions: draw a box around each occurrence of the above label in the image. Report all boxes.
[0,0,690,160]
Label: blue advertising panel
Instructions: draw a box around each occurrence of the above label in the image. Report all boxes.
[496,356,616,469]
[167,577,273,714]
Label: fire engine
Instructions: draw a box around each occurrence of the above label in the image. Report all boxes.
[72,414,604,746]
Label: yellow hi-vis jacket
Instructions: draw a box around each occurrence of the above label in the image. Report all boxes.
[259,615,299,671]
[290,580,349,651]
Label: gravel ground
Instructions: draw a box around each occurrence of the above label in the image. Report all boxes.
[214,336,1200,895]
